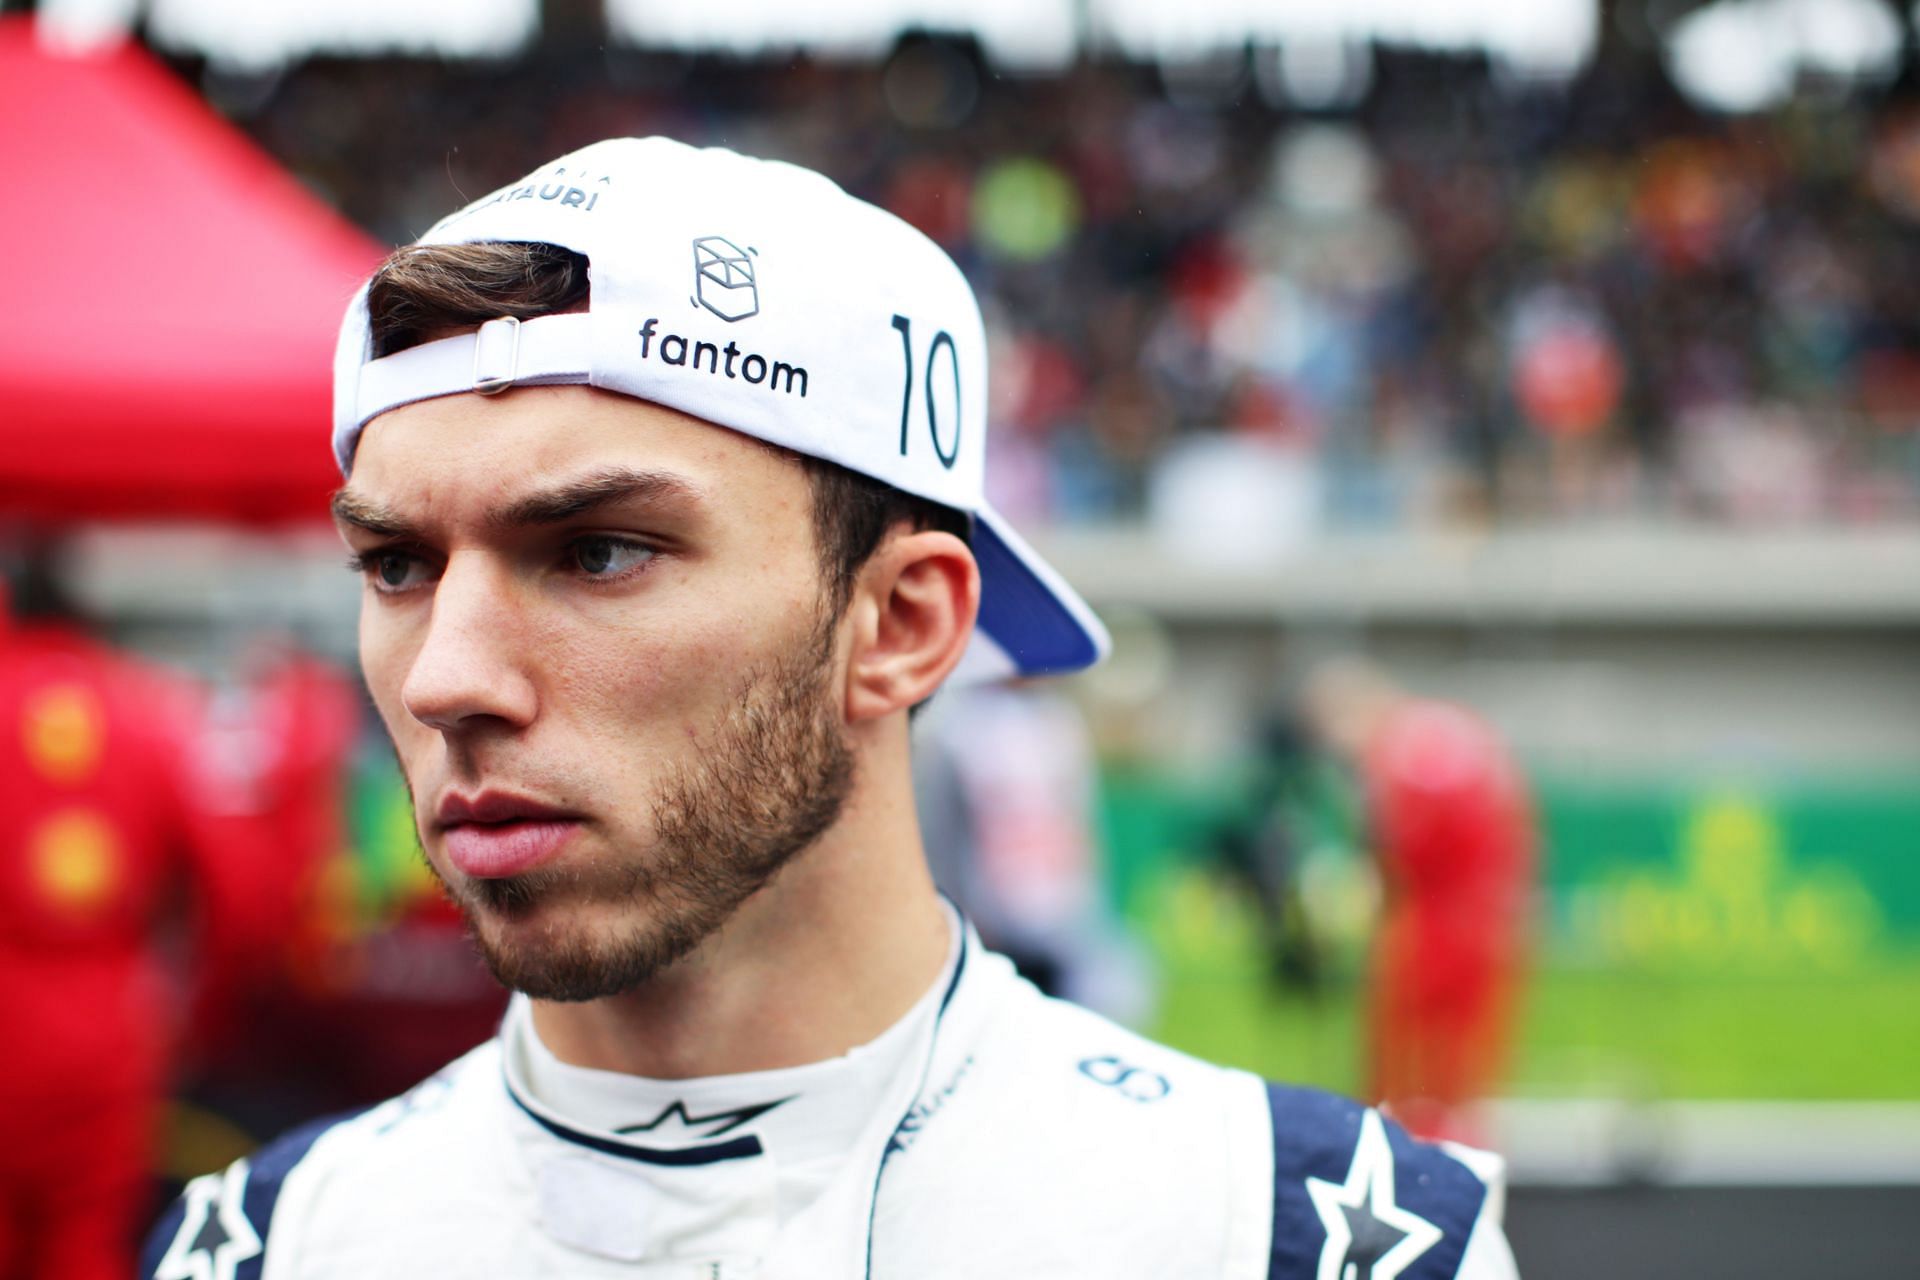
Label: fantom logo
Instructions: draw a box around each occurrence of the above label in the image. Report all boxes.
[692,236,759,321]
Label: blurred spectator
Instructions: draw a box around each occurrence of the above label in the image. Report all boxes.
[0,542,286,1279]
[1205,711,1334,995]
[0,537,372,1275]
[914,681,1153,1026]
[1304,658,1536,1146]
[182,641,360,1050]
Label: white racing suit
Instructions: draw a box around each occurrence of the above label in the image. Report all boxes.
[145,921,1518,1279]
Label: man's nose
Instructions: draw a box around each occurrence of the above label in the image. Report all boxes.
[400,554,538,733]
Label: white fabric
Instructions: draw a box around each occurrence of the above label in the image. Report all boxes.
[507,911,959,1234]
[158,927,1518,1279]
[333,139,987,510]
[353,314,597,425]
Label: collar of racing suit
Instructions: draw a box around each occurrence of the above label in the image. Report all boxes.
[498,901,978,1277]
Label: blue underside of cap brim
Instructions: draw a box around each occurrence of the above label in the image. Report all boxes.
[970,513,1105,677]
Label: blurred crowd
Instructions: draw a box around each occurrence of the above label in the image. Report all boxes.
[201,37,1920,531]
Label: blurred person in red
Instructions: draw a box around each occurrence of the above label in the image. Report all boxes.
[0,539,310,1280]
[1305,658,1536,1146]
[182,639,367,1098]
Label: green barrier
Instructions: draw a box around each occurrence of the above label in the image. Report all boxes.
[1098,766,1920,970]
[1098,764,1920,1099]
[1541,777,1920,972]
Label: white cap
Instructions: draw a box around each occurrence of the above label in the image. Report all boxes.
[332,137,1106,681]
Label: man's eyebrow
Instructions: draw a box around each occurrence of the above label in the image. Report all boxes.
[329,469,702,540]
[330,490,417,539]
[489,468,701,529]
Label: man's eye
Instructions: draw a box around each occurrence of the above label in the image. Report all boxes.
[571,536,654,578]
[349,550,431,593]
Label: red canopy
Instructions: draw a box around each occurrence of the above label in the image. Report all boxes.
[0,18,384,525]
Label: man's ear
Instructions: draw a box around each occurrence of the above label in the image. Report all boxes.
[844,529,979,724]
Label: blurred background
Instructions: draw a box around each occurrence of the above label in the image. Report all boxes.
[3,0,1918,1274]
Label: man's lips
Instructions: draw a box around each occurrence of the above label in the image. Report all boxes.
[434,791,583,880]
[441,820,580,880]
[435,790,579,829]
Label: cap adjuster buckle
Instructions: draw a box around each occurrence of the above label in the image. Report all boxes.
[472,316,522,395]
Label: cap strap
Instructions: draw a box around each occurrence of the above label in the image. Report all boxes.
[354,312,595,427]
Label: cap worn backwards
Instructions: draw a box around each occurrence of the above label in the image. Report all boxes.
[332,136,1107,682]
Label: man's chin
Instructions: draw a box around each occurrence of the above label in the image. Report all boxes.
[462,866,571,920]
[460,897,709,1002]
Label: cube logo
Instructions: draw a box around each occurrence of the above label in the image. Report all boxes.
[692,236,759,322]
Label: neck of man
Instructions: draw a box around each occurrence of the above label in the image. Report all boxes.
[528,718,950,1079]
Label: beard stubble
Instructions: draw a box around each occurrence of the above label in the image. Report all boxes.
[432,610,855,1001]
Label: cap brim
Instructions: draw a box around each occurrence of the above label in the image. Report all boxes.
[960,504,1109,682]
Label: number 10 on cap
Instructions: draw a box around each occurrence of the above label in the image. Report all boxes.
[891,314,962,470]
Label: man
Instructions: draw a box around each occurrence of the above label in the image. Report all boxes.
[1306,658,1536,1147]
[0,545,280,1280]
[146,138,1518,1278]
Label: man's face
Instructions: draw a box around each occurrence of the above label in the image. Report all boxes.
[336,386,854,1000]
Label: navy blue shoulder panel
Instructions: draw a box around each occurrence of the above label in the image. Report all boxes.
[235,1112,358,1274]
[1264,1084,1487,1280]
[139,1192,189,1278]
[141,1109,359,1279]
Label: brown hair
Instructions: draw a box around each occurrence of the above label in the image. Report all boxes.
[365,242,970,615]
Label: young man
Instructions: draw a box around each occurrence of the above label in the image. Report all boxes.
[146,138,1519,1279]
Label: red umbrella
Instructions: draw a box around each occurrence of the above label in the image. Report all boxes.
[0,18,384,525]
